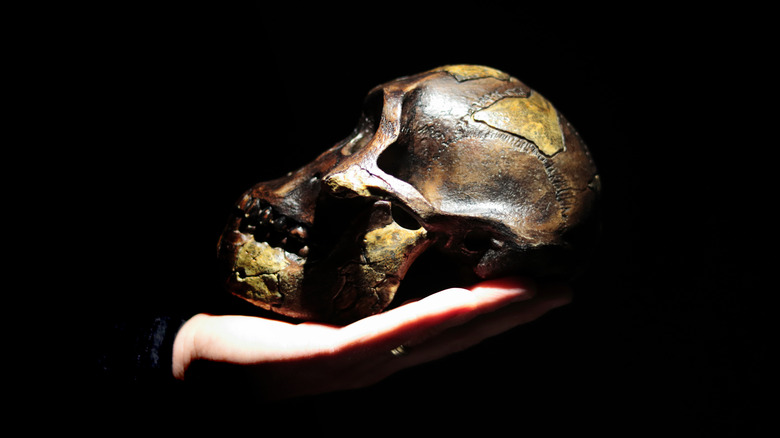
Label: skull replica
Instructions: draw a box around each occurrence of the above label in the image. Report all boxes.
[217,65,600,324]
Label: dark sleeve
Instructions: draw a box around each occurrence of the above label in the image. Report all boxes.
[95,315,190,386]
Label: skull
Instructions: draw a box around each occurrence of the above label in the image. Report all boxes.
[217,65,600,324]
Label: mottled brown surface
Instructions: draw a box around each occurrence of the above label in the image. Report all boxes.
[217,65,600,324]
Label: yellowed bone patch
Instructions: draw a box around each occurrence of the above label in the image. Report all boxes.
[234,238,291,304]
[473,93,564,156]
[430,65,510,82]
[325,166,373,197]
[363,222,428,275]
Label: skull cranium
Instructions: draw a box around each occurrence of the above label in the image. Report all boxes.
[217,65,600,324]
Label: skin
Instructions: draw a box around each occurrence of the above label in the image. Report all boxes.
[172,277,572,400]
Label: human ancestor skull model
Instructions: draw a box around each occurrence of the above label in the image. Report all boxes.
[217,65,600,324]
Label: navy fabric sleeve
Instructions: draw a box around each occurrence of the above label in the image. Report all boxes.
[96,315,189,385]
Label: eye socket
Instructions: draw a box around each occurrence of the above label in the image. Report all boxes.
[463,229,493,253]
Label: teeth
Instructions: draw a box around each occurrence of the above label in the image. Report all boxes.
[259,207,272,222]
[289,226,308,241]
[236,197,311,257]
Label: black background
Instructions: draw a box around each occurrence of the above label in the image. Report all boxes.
[71,3,771,435]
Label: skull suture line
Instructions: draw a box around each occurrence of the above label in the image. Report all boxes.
[217,65,600,324]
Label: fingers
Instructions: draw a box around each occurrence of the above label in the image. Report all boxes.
[331,277,571,388]
[335,276,537,357]
[394,282,573,365]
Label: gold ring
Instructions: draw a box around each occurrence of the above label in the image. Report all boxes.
[390,345,409,357]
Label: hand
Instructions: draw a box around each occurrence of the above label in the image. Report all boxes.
[172,277,571,400]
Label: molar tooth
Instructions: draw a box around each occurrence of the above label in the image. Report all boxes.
[289,225,308,241]
[237,194,251,211]
[244,197,261,216]
[259,207,272,222]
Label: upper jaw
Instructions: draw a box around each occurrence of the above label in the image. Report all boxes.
[216,193,311,319]
[233,195,312,258]
[218,188,435,323]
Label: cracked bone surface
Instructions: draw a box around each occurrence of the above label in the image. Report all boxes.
[217,65,600,324]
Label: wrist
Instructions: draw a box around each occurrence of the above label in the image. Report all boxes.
[172,313,208,380]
